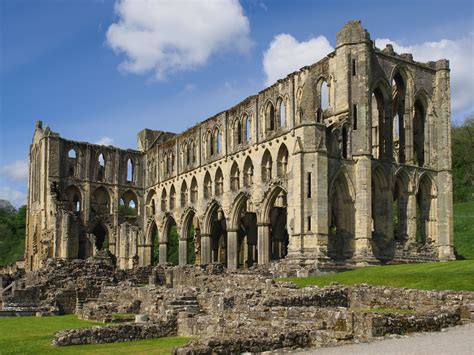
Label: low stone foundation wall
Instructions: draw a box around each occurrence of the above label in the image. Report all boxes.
[52,319,176,346]
[173,330,311,355]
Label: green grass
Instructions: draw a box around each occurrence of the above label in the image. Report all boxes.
[281,260,474,291]
[0,315,190,354]
[111,313,135,320]
[453,200,474,259]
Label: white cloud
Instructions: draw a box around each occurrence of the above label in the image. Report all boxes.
[0,187,26,208]
[96,137,114,146]
[106,0,253,80]
[263,34,334,86]
[375,35,474,113]
[0,160,28,182]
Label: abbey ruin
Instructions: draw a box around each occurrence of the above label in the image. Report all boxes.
[25,21,454,272]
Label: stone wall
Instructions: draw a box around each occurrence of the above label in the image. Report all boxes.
[53,319,176,346]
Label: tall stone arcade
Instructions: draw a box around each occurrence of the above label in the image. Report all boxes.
[25,21,454,271]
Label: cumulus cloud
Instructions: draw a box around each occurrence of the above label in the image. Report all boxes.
[375,35,474,113]
[96,137,114,146]
[106,0,253,80]
[263,34,334,86]
[0,160,28,182]
[0,187,27,208]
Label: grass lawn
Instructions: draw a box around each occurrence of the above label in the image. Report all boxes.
[0,315,190,355]
[281,260,474,291]
[453,200,474,260]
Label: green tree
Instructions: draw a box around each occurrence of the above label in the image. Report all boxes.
[452,117,474,202]
[0,205,26,266]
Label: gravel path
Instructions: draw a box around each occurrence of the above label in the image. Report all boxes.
[295,323,474,355]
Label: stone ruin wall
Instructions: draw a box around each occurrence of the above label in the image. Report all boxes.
[24,21,454,273]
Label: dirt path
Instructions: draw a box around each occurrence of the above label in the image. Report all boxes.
[295,323,474,354]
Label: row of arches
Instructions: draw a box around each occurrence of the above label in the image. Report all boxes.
[147,185,289,268]
[264,97,287,133]
[329,168,437,262]
[63,185,139,217]
[371,67,428,167]
[147,144,290,213]
[66,149,136,183]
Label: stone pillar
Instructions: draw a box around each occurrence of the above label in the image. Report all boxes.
[257,223,270,264]
[179,239,187,265]
[436,171,455,260]
[353,156,374,263]
[406,192,417,245]
[158,242,167,264]
[201,234,211,264]
[227,230,238,269]
[60,213,70,258]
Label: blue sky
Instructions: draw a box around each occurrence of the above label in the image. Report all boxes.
[1,0,473,207]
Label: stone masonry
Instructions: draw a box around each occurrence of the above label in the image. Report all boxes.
[25,20,454,272]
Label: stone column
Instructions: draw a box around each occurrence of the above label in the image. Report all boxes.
[158,242,167,264]
[257,223,270,264]
[201,234,211,264]
[353,155,374,263]
[227,229,238,269]
[179,239,187,265]
[60,213,70,258]
[406,191,417,245]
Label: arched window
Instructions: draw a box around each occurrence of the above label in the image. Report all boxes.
[233,119,242,147]
[215,128,221,155]
[97,153,106,181]
[342,127,349,159]
[119,190,138,217]
[209,132,214,157]
[161,189,167,212]
[186,142,192,166]
[392,71,407,164]
[278,98,286,128]
[181,181,188,207]
[413,99,426,167]
[204,172,212,199]
[215,168,224,195]
[126,158,134,182]
[261,150,273,182]
[244,114,251,142]
[243,157,254,187]
[190,177,198,203]
[321,81,329,110]
[266,102,275,131]
[277,144,289,178]
[169,185,176,210]
[230,162,240,191]
[68,149,77,177]
[68,149,76,158]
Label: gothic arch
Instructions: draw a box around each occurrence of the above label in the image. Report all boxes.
[243,156,254,187]
[261,149,273,182]
[328,170,356,261]
[64,185,82,212]
[277,143,289,178]
[91,186,110,215]
[215,167,224,196]
[230,161,240,191]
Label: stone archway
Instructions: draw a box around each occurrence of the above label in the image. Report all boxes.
[229,193,257,269]
[202,201,227,265]
[328,171,355,263]
[160,215,179,265]
[371,166,394,262]
[180,209,199,265]
[259,185,289,264]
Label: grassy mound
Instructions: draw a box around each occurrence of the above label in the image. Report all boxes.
[0,315,190,354]
[453,200,474,259]
[281,260,474,291]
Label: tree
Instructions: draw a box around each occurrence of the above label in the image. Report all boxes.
[452,117,474,202]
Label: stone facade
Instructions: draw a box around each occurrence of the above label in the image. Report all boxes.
[25,21,454,272]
